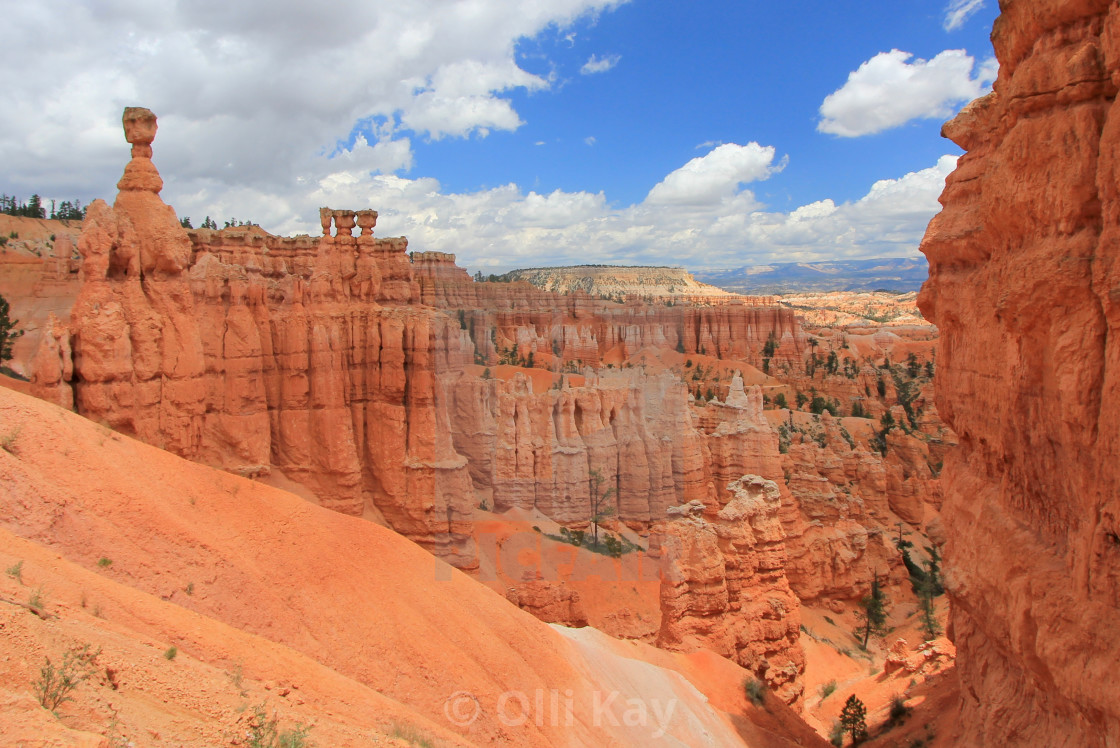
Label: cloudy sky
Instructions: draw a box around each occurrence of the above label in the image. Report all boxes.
[0,0,997,272]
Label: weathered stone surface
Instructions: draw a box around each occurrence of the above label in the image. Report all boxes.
[505,574,589,628]
[654,475,805,708]
[919,0,1120,743]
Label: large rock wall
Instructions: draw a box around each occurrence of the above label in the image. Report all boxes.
[414,251,808,367]
[61,109,479,566]
[919,1,1120,743]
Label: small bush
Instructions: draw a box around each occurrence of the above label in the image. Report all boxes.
[28,586,45,612]
[246,702,313,748]
[829,720,845,747]
[744,677,766,706]
[889,694,910,723]
[97,557,112,568]
[163,646,178,661]
[820,680,837,700]
[5,560,22,584]
[1,426,21,454]
[34,644,100,712]
[390,723,434,747]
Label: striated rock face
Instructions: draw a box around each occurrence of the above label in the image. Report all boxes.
[919,1,1120,743]
[414,251,807,367]
[447,368,712,527]
[64,108,477,566]
[655,476,805,707]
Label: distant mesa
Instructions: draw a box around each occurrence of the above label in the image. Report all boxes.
[495,264,737,302]
[694,257,929,294]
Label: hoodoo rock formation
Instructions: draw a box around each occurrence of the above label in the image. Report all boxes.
[54,108,479,566]
[655,476,805,708]
[15,106,959,722]
[919,0,1120,743]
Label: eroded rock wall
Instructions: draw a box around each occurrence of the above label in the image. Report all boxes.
[655,477,805,708]
[64,109,478,566]
[919,1,1120,742]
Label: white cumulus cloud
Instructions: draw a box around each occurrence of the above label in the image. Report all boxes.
[818,49,996,137]
[0,0,624,200]
[296,150,956,271]
[645,143,784,206]
[944,0,985,31]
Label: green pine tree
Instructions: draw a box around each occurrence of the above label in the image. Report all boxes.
[840,694,868,744]
[0,293,25,365]
[855,576,889,648]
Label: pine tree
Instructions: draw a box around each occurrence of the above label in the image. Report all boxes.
[839,694,868,744]
[0,293,25,365]
[855,576,889,648]
[588,468,616,547]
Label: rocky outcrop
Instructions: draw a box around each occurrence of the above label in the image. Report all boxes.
[655,476,805,708]
[505,574,589,628]
[919,0,1120,743]
[63,108,478,566]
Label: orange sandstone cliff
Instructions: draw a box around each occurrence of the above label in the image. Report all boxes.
[919,0,1120,743]
[15,107,960,723]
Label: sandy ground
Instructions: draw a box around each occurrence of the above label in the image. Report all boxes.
[0,383,830,746]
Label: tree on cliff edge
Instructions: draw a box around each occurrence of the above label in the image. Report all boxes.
[0,293,24,366]
[588,468,616,547]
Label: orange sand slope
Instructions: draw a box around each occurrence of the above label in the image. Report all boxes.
[0,385,822,746]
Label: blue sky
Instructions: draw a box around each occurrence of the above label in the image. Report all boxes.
[0,0,999,272]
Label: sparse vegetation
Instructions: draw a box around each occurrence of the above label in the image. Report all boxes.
[163,646,178,660]
[820,680,837,700]
[33,644,101,712]
[245,702,314,748]
[97,557,113,568]
[744,677,766,706]
[829,719,845,747]
[390,723,434,747]
[888,694,911,724]
[6,560,23,583]
[28,586,45,612]
[227,663,249,698]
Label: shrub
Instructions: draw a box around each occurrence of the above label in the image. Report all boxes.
[163,646,178,661]
[744,677,766,706]
[97,557,112,568]
[34,644,100,712]
[246,702,313,748]
[390,723,434,747]
[829,720,845,747]
[889,694,910,723]
[819,680,837,700]
[5,560,22,583]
